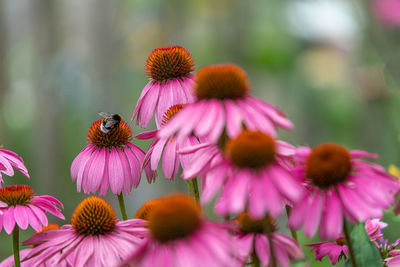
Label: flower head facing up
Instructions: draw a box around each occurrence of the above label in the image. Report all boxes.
[158,63,293,144]
[0,185,33,206]
[306,144,352,188]
[147,194,201,242]
[71,118,155,196]
[132,46,195,128]
[181,132,302,218]
[23,197,147,267]
[124,193,239,267]
[289,145,399,240]
[72,196,116,236]
[87,119,132,149]
[0,185,64,234]
[145,46,194,82]
[225,130,275,169]
[234,212,304,267]
[194,64,249,100]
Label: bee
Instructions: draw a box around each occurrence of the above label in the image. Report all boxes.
[98,112,122,133]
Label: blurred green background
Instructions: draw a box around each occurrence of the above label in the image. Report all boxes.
[1,0,400,265]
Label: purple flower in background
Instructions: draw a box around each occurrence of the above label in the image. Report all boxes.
[307,237,348,265]
[289,144,398,240]
[373,0,400,26]
[234,213,304,267]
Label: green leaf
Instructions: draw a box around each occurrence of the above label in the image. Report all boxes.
[344,223,383,267]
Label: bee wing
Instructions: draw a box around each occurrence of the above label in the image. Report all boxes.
[98,112,112,118]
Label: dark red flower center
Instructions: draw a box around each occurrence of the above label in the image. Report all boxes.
[235,212,277,234]
[225,130,276,169]
[194,64,249,100]
[306,144,352,189]
[87,120,132,149]
[336,237,346,245]
[145,46,195,82]
[0,185,33,206]
[72,196,116,236]
[161,104,185,126]
[147,194,201,243]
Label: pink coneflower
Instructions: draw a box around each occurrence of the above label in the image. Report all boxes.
[132,46,195,128]
[71,119,155,196]
[307,237,348,265]
[0,185,64,234]
[373,0,400,26]
[366,218,387,242]
[308,218,396,265]
[0,148,29,186]
[123,194,240,267]
[289,144,398,240]
[159,64,293,144]
[0,224,73,267]
[22,196,147,267]
[136,105,201,179]
[181,130,302,218]
[234,213,304,267]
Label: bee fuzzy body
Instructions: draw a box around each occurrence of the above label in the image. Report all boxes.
[99,112,122,134]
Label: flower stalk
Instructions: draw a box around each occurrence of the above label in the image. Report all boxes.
[343,219,358,267]
[186,178,200,202]
[285,205,298,242]
[13,226,20,267]
[117,194,128,220]
[251,249,260,267]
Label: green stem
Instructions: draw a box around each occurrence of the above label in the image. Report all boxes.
[251,249,260,267]
[343,219,358,267]
[117,194,128,220]
[267,232,277,267]
[186,178,200,202]
[13,226,20,267]
[285,205,298,242]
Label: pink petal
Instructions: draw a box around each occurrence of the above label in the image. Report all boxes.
[224,99,243,138]
[71,145,92,179]
[162,139,179,179]
[87,148,106,193]
[268,165,302,203]
[255,234,270,266]
[14,205,29,230]
[108,147,124,194]
[4,206,16,234]
[135,130,158,140]
[205,101,225,143]
[75,146,95,191]
[349,150,378,159]
[0,154,14,176]
[139,82,161,128]
[320,191,343,240]
[304,192,323,238]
